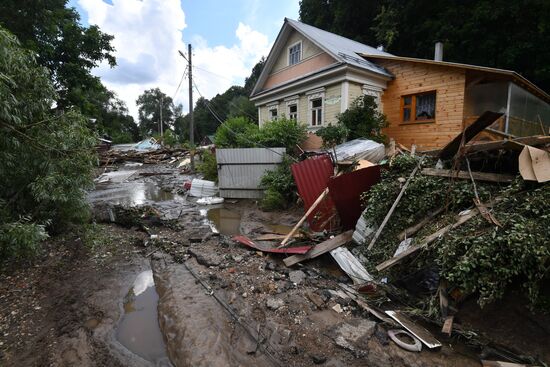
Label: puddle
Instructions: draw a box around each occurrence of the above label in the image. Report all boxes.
[116,270,172,366]
[265,223,293,235]
[88,182,178,206]
[206,207,241,235]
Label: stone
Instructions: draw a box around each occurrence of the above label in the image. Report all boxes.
[232,255,244,263]
[289,270,306,285]
[332,304,343,313]
[266,297,285,310]
[310,354,327,364]
[266,261,277,271]
[188,247,222,267]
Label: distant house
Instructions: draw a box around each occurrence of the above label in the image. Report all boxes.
[200,135,215,146]
[250,18,550,150]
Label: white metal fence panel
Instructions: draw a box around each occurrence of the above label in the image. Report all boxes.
[216,148,285,199]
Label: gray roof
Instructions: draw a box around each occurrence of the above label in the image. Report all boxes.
[251,19,393,97]
[286,19,392,77]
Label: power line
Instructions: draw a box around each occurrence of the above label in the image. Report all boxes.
[172,65,188,101]
[191,80,296,162]
[193,65,235,82]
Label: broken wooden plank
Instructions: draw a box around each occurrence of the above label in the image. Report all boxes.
[439,111,504,160]
[283,230,353,267]
[463,135,550,154]
[421,168,515,183]
[367,160,422,250]
[255,233,302,241]
[397,206,445,240]
[441,316,454,336]
[279,188,329,247]
[337,283,396,325]
[376,208,480,272]
[385,310,442,349]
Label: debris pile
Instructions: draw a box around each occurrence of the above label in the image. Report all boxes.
[99,146,190,166]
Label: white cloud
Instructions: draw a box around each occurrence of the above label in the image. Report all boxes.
[78,0,270,121]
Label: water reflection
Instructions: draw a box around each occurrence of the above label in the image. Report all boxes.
[116,270,172,366]
[88,182,176,206]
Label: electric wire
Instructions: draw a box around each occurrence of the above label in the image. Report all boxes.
[191,80,297,162]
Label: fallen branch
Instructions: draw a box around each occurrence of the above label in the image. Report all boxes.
[367,158,423,250]
[397,206,445,240]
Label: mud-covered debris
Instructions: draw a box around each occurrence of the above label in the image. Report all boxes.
[306,291,325,308]
[266,297,285,310]
[187,247,222,267]
[289,270,306,285]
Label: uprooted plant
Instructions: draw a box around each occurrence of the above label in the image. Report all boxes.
[359,154,549,309]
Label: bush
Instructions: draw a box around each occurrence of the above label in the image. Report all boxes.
[214,116,259,148]
[337,95,388,142]
[197,150,218,182]
[260,158,296,210]
[0,26,96,260]
[257,117,308,152]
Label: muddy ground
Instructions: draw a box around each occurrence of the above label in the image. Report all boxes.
[0,159,548,367]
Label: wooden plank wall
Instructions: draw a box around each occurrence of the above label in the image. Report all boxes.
[377,60,467,149]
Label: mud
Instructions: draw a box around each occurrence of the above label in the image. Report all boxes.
[1,157,545,367]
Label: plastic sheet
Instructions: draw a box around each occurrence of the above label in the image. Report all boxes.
[334,139,385,163]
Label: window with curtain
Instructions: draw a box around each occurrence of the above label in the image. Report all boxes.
[401,91,436,122]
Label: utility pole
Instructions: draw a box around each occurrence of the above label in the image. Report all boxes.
[159,95,163,138]
[188,43,194,172]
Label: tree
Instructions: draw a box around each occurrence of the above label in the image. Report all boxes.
[136,88,176,136]
[0,26,97,260]
[243,57,266,95]
[337,95,387,142]
[97,96,140,143]
[299,0,550,91]
[0,0,116,111]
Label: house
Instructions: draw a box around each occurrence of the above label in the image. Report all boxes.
[250,18,550,150]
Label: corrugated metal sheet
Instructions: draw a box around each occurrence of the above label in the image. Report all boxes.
[217,148,285,199]
[328,166,381,230]
[290,154,338,231]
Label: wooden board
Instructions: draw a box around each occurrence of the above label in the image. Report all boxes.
[439,111,504,159]
[421,168,515,183]
[376,209,479,272]
[463,135,550,153]
[283,230,353,267]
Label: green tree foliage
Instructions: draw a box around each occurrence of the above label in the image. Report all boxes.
[0,0,116,111]
[257,117,308,152]
[136,88,178,136]
[243,57,266,95]
[197,150,218,182]
[316,123,349,156]
[299,0,550,91]
[96,95,140,143]
[214,117,260,148]
[0,27,97,260]
[337,95,388,142]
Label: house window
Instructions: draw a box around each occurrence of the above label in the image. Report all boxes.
[401,91,436,122]
[288,42,301,66]
[310,98,323,126]
[288,103,298,120]
[268,106,278,121]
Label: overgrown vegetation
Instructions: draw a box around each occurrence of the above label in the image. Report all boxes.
[0,27,96,261]
[197,150,218,182]
[259,158,298,210]
[316,123,349,156]
[212,117,307,210]
[359,154,550,308]
[337,95,388,142]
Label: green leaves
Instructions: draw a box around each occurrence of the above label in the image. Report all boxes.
[337,95,388,142]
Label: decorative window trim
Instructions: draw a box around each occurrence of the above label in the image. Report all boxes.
[288,41,302,66]
[362,84,383,112]
[308,91,325,127]
[400,90,437,123]
[267,103,279,121]
[286,99,299,121]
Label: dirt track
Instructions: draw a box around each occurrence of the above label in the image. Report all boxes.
[1,160,545,367]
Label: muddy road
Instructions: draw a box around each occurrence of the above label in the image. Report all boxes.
[0,159,531,367]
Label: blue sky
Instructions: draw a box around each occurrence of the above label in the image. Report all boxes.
[68,0,299,117]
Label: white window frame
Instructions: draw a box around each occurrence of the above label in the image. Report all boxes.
[307,90,325,128]
[285,96,299,121]
[267,102,279,121]
[288,41,302,66]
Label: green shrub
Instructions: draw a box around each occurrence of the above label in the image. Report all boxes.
[257,117,308,152]
[260,158,296,210]
[337,95,388,142]
[197,150,218,182]
[214,116,259,148]
[0,26,96,260]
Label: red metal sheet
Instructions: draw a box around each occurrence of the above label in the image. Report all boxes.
[291,154,338,231]
[327,166,381,230]
[232,235,312,254]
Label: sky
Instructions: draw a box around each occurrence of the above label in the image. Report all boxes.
[68,0,300,117]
